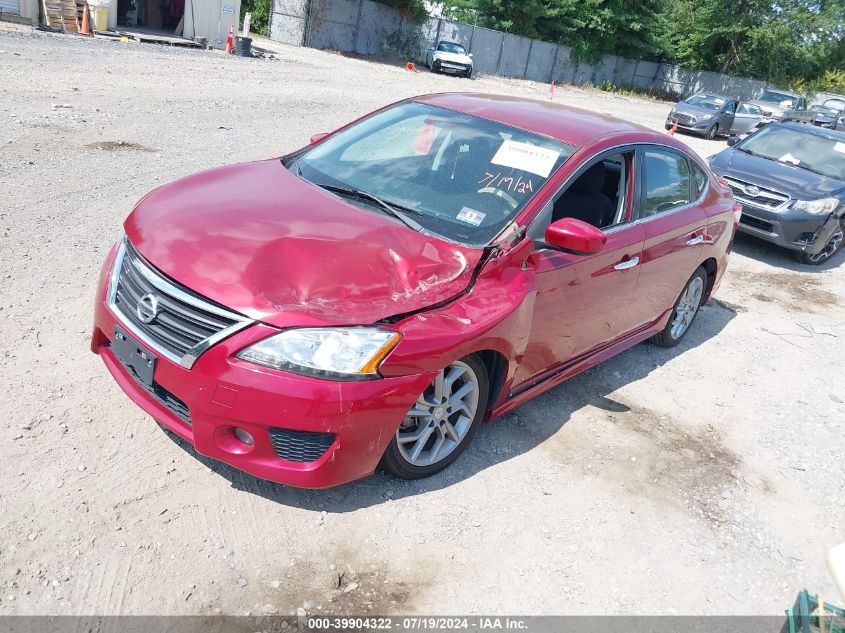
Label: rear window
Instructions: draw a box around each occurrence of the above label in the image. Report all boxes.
[643,150,692,216]
[691,161,709,198]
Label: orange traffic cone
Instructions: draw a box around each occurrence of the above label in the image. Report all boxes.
[668,121,678,136]
[80,3,91,35]
[225,26,234,54]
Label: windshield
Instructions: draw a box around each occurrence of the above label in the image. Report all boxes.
[684,94,725,110]
[736,125,845,181]
[290,102,574,246]
[758,90,796,107]
[437,42,467,55]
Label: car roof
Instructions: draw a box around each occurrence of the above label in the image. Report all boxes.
[776,121,845,140]
[412,93,662,147]
[762,89,801,97]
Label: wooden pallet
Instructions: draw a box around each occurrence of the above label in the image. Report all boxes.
[41,0,78,31]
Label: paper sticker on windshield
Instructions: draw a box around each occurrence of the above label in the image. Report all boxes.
[491,140,560,178]
[457,207,486,226]
[835,142,845,154]
[779,152,800,165]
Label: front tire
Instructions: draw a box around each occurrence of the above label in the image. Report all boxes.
[794,221,844,265]
[650,267,707,348]
[381,354,489,480]
[705,123,719,140]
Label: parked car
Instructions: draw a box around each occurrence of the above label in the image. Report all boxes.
[749,89,816,125]
[426,41,473,78]
[709,122,845,264]
[92,94,737,488]
[812,97,845,130]
[665,93,763,139]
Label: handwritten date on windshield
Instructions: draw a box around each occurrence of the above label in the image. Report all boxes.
[479,172,534,194]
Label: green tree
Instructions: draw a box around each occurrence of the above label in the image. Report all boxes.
[667,0,845,87]
[239,0,269,36]
[441,0,668,61]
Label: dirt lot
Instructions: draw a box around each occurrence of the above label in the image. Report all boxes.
[0,24,843,616]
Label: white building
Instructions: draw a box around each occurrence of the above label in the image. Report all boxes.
[4,0,239,49]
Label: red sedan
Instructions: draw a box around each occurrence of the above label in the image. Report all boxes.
[91,93,737,488]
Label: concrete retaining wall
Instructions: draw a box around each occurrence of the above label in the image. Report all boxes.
[269,0,780,100]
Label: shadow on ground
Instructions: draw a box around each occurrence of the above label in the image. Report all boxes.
[732,232,844,273]
[163,298,737,512]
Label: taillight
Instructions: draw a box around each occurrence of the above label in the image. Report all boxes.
[732,203,742,226]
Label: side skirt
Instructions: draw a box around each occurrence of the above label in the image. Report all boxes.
[489,312,671,420]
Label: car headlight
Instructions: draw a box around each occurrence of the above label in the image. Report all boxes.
[792,197,840,215]
[699,113,714,121]
[237,327,402,380]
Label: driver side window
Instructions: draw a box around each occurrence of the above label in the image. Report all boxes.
[548,152,634,230]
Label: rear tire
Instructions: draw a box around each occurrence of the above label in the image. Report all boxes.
[381,354,489,480]
[650,267,708,348]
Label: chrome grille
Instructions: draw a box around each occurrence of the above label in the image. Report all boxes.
[269,428,336,463]
[108,239,253,368]
[723,177,789,211]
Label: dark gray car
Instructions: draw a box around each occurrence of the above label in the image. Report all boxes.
[708,122,845,265]
[813,98,845,130]
[666,93,763,139]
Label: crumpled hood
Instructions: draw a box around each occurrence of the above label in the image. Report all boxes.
[434,51,472,65]
[124,159,482,328]
[709,148,845,199]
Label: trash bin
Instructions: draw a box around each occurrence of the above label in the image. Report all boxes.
[87,0,110,31]
[234,36,252,57]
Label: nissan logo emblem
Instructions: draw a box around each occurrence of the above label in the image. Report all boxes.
[136,293,160,324]
[745,185,761,197]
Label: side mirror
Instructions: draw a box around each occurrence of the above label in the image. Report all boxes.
[727,135,740,147]
[543,218,606,255]
[310,132,329,145]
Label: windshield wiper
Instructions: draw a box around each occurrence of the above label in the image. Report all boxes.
[315,183,425,232]
[784,162,830,178]
[737,146,764,158]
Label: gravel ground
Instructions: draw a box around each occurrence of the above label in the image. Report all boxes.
[0,24,843,617]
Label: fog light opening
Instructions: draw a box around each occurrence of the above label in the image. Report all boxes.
[234,427,254,446]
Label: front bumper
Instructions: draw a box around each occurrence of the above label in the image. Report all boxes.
[734,202,841,254]
[91,247,434,488]
[665,115,717,135]
[432,60,471,75]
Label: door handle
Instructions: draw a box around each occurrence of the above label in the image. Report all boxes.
[614,256,639,271]
[686,235,705,246]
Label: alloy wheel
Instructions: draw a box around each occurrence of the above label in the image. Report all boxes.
[396,360,480,467]
[670,276,704,339]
